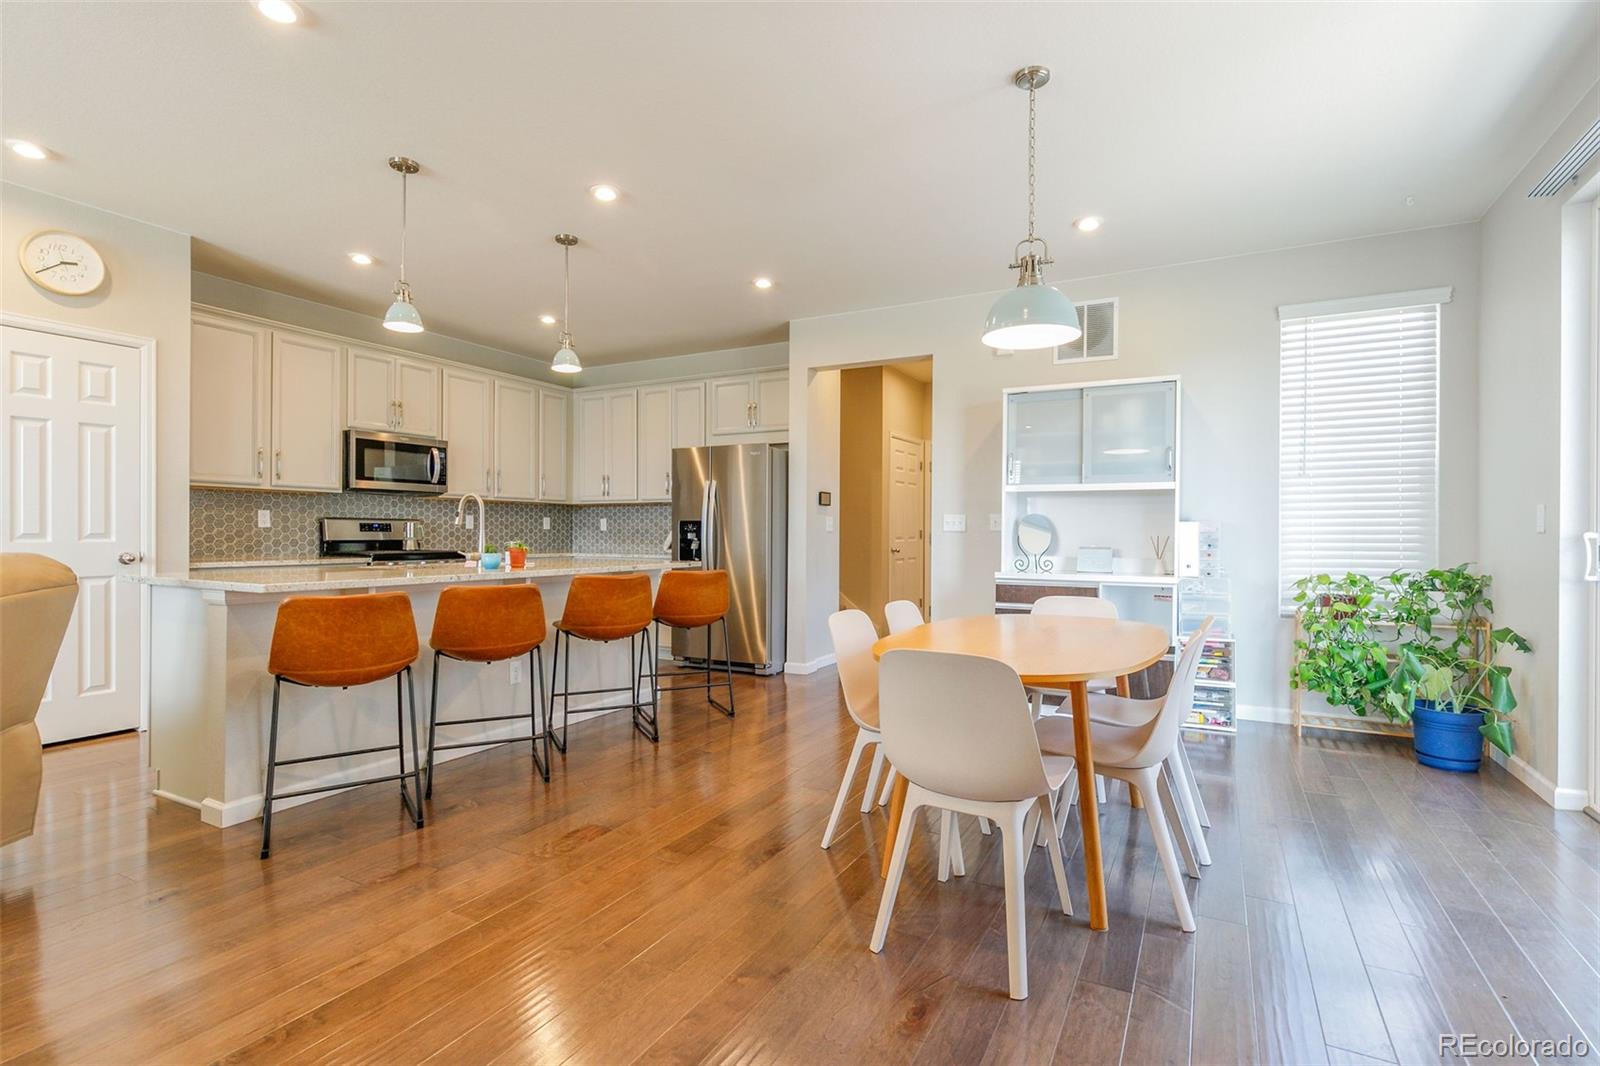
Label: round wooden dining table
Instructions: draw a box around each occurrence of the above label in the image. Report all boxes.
[871,613,1171,932]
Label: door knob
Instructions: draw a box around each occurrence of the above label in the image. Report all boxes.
[117,551,142,565]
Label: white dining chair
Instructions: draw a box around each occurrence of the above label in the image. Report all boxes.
[871,648,1076,1000]
[820,610,888,849]
[1034,617,1215,933]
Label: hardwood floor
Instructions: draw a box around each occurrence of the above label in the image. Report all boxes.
[2,669,1597,1064]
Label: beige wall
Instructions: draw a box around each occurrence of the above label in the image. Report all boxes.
[2,182,191,571]
[788,224,1482,708]
[1476,77,1599,804]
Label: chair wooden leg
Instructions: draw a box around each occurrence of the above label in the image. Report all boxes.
[822,728,871,850]
[870,795,921,952]
[1001,807,1031,1000]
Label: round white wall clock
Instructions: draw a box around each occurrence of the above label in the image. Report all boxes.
[18,230,106,296]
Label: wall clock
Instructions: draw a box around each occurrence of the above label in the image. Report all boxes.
[18,230,106,296]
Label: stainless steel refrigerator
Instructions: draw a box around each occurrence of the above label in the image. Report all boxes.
[671,443,788,674]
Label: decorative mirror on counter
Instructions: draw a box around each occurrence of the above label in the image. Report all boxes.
[1014,513,1057,572]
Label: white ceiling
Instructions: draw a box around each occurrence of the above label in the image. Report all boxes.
[3,2,1595,367]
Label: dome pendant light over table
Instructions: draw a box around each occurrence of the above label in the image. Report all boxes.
[551,234,582,374]
[981,66,1081,352]
[383,156,425,334]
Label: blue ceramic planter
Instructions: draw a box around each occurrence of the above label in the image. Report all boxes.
[480,553,502,571]
[1412,701,1484,772]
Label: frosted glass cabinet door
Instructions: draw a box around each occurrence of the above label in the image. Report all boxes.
[1082,381,1176,483]
[1004,389,1082,485]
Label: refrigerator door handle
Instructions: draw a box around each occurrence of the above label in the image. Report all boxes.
[704,479,718,570]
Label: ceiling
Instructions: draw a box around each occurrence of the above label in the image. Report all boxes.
[3,3,1595,367]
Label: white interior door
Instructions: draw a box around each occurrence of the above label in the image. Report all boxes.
[3,325,143,743]
[887,433,925,613]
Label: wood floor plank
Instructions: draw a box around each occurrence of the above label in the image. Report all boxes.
[1191,917,1257,1066]
[1244,895,1329,1066]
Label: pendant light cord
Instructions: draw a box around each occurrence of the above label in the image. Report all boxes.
[1026,82,1037,245]
[562,242,571,335]
[399,171,409,286]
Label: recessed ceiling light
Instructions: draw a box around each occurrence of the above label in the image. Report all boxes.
[1073,216,1103,233]
[590,184,619,203]
[6,139,49,161]
[753,277,774,290]
[539,313,557,325]
[347,251,373,266]
[255,0,299,23]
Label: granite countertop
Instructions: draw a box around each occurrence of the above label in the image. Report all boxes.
[132,554,687,594]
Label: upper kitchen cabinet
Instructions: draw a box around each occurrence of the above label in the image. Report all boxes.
[1082,379,1177,484]
[537,386,569,502]
[492,378,539,501]
[637,381,705,501]
[347,346,441,437]
[191,312,269,487]
[574,387,638,501]
[708,371,787,436]
[441,366,494,498]
[269,330,343,491]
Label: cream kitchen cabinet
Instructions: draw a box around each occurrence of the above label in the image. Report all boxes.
[191,312,270,487]
[575,388,639,501]
[269,330,344,491]
[538,386,569,502]
[492,378,539,501]
[441,366,494,498]
[638,381,705,501]
[708,371,787,436]
[347,346,441,437]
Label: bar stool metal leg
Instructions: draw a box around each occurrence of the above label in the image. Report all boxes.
[259,676,283,859]
[554,629,571,752]
[403,666,424,827]
[631,629,660,743]
[530,645,551,781]
[707,618,736,717]
[425,649,443,798]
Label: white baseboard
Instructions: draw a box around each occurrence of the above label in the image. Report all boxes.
[152,788,200,811]
[1236,703,1292,725]
[784,653,836,675]
[1487,747,1587,810]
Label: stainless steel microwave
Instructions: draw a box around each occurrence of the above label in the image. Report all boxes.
[345,430,448,494]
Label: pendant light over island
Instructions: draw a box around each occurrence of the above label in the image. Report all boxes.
[382,156,425,334]
[551,233,582,374]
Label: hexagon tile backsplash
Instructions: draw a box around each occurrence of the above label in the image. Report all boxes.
[189,489,672,561]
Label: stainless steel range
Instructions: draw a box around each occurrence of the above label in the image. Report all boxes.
[318,518,466,566]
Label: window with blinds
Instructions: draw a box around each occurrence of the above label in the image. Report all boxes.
[1278,289,1447,609]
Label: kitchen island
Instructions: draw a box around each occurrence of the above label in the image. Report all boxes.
[135,555,687,827]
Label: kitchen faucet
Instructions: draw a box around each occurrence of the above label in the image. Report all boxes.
[455,493,486,560]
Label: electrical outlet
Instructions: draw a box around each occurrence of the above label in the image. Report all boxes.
[542,516,551,531]
[509,659,524,685]
[824,516,835,532]
[465,513,475,530]
[942,514,967,533]
[599,516,608,533]
[989,513,1001,531]
[256,509,271,529]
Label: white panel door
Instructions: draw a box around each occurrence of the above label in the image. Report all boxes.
[637,385,673,502]
[604,389,639,501]
[190,313,267,487]
[753,372,789,431]
[395,356,441,437]
[671,382,706,448]
[538,387,569,502]
[346,346,395,430]
[271,331,343,491]
[707,377,755,436]
[574,392,608,501]
[2,326,143,743]
[887,434,926,614]
[442,367,492,498]
[492,378,538,501]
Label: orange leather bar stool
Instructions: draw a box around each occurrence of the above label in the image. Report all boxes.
[550,573,658,745]
[261,592,424,859]
[651,569,735,719]
[425,584,551,794]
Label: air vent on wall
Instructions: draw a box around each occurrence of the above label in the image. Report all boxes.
[1528,117,1600,198]
[1054,297,1118,363]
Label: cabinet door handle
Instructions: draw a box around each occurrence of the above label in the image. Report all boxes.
[540,473,546,498]
[497,469,502,495]
[485,467,491,494]
[257,448,264,478]
[1166,446,1175,474]
[397,399,404,426]
[274,450,282,479]
[664,472,671,496]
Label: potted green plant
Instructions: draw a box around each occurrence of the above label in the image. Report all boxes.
[480,544,502,571]
[1289,572,1393,717]
[506,540,528,569]
[1382,566,1530,771]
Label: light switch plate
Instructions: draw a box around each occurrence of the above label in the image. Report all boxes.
[256,509,271,529]
[465,513,475,530]
[599,516,608,533]
[509,659,524,685]
[824,516,835,532]
[542,516,551,531]
[943,514,967,533]
[1535,503,1546,534]
[989,513,1002,531]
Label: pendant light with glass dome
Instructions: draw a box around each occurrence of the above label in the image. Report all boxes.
[981,66,1081,351]
[382,156,425,334]
[550,233,582,374]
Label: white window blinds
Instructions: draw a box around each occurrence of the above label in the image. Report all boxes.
[1278,290,1446,608]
